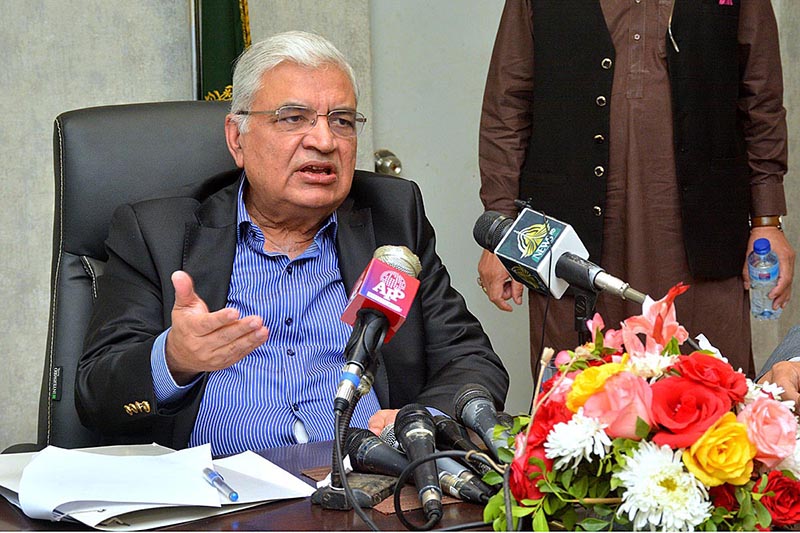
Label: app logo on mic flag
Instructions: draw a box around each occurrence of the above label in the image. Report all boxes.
[370,270,408,307]
[341,258,420,341]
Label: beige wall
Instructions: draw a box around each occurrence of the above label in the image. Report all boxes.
[1,0,798,451]
[0,0,371,452]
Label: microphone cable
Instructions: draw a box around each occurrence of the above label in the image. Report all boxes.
[392,449,499,531]
[333,409,381,531]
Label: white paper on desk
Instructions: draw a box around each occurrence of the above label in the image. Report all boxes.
[18,444,219,520]
[215,450,315,498]
[71,450,315,531]
[0,444,173,510]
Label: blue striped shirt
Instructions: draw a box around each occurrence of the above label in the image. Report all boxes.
[151,178,381,456]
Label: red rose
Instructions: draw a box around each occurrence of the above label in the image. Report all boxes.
[528,398,572,447]
[755,470,800,528]
[709,484,738,511]
[672,352,747,404]
[650,376,730,448]
[509,433,552,503]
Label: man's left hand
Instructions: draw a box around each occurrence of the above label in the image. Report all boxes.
[368,409,399,436]
[743,227,795,310]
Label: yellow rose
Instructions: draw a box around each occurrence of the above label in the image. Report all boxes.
[682,412,756,487]
[566,362,625,412]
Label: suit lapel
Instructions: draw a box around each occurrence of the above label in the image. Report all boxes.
[182,179,239,311]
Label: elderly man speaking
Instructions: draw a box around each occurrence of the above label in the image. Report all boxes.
[75,31,508,456]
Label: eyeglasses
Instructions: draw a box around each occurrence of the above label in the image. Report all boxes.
[235,105,367,138]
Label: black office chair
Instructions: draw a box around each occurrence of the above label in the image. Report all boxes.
[28,101,236,450]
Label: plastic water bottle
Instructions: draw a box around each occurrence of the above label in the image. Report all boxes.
[748,237,781,320]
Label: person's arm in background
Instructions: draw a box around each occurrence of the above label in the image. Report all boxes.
[477,0,535,311]
[738,1,795,309]
[758,325,800,408]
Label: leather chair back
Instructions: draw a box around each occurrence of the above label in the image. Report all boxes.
[40,101,235,448]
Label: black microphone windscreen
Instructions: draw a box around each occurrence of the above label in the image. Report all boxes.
[453,383,495,423]
[345,427,377,458]
[473,211,514,251]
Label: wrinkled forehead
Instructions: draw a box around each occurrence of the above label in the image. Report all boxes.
[258,61,357,105]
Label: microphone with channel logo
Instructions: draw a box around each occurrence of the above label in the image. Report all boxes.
[473,209,646,303]
[334,245,422,414]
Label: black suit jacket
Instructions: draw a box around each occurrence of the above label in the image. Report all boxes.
[75,169,509,449]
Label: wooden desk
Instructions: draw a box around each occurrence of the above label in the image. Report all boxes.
[0,441,487,531]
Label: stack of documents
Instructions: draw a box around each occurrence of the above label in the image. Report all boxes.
[0,443,314,530]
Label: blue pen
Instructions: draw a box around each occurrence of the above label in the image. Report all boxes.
[203,467,239,502]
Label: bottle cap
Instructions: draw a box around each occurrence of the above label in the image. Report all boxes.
[753,238,771,255]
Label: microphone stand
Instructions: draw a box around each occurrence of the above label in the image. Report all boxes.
[573,287,599,346]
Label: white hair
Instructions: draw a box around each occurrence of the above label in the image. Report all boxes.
[229,31,359,132]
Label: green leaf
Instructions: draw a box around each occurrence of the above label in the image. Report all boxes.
[662,337,682,355]
[634,417,651,439]
[561,506,578,530]
[560,467,574,488]
[512,505,536,517]
[569,474,589,499]
[590,504,613,517]
[489,516,503,531]
[577,517,609,531]
[532,508,549,532]
[753,500,772,529]
[483,491,503,523]
[483,470,503,487]
[497,447,515,464]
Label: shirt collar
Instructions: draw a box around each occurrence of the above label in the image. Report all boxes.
[235,175,339,245]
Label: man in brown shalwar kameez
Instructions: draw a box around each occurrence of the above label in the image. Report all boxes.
[477,0,794,379]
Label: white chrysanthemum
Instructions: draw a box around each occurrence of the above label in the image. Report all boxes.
[544,409,611,470]
[625,352,678,379]
[744,378,796,412]
[614,441,711,532]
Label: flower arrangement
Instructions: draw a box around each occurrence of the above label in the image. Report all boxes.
[483,283,800,531]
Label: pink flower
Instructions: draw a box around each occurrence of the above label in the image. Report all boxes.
[621,283,690,356]
[585,313,605,337]
[586,313,624,352]
[737,396,798,469]
[554,350,572,368]
[719,0,733,5]
[582,371,653,440]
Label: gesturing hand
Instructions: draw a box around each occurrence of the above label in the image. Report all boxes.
[165,270,269,384]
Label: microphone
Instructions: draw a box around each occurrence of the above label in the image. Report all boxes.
[473,209,646,303]
[394,404,442,521]
[345,427,410,477]
[453,384,512,462]
[381,422,494,504]
[334,246,422,413]
[433,416,494,478]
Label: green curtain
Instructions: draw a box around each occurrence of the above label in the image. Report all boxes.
[195,0,251,101]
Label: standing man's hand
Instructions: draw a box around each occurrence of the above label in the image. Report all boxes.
[165,270,269,384]
[743,227,795,310]
[477,249,524,311]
